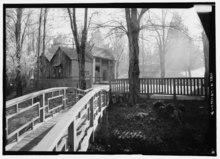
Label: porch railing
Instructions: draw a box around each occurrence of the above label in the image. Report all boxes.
[110,78,208,97]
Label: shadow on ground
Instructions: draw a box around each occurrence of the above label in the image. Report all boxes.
[88,99,212,155]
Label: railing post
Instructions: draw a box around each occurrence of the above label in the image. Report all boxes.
[90,97,94,142]
[90,75,93,88]
[98,91,101,112]
[173,79,176,100]
[68,120,77,151]
[63,88,67,109]
[40,93,45,122]
[75,89,78,103]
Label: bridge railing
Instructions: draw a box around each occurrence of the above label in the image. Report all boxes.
[110,78,208,97]
[33,86,109,151]
[5,87,91,145]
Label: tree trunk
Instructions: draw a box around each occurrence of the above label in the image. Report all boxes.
[125,8,142,105]
[37,9,43,83]
[159,50,165,78]
[41,8,48,79]
[116,61,119,79]
[67,8,88,90]
[202,32,209,79]
[188,68,191,77]
[78,49,86,89]
[15,8,23,96]
[128,32,140,105]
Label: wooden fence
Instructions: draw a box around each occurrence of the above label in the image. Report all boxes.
[5,87,91,145]
[110,78,208,97]
[33,86,109,151]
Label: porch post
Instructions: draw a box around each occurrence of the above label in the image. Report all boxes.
[93,58,95,83]
[114,61,117,79]
[108,60,111,81]
[100,59,102,83]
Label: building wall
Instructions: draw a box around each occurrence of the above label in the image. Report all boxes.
[94,57,115,82]
[50,49,71,78]
[70,60,93,77]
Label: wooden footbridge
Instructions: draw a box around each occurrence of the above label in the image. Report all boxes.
[4,77,208,152]
[5,85,109,152]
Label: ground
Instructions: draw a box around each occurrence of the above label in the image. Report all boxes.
[88,99,212,155]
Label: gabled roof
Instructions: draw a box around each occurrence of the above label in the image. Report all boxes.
[91,46,115,61]
[49,46,93,62]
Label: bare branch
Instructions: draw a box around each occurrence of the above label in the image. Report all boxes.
[138,8,149,24]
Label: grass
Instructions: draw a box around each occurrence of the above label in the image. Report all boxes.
[88,99,213,155]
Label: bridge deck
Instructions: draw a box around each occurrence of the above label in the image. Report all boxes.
[7,106,72,151]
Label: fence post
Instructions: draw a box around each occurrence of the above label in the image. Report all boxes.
[173,79,176,100]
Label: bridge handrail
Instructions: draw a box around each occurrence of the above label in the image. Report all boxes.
[5,87,92,145]
[6,87,90,108]
[33,86,109,151]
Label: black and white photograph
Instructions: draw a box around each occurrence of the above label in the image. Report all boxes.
[2,1,216,156]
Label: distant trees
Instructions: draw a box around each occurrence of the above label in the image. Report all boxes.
[108,34,125,79]
[6,8,31,96]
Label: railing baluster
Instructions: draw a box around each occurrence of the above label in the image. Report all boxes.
[156,79,158,94]
[147,79,149,96]
[68,120,77,151]
[173,78,176,100]
[165,78,168,95]
[153,79,155,94]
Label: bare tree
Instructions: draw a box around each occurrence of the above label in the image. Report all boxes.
[125,8,148,105]
[36,8,43,84]
[42,8,48,56]
[147,9,170,78]
[67,8,88,89]
[6,8,31,96]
